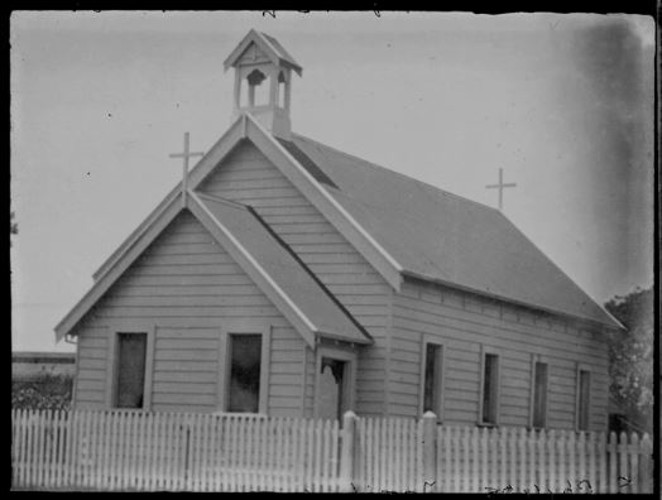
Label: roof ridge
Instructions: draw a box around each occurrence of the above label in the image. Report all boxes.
[292,132,502,215]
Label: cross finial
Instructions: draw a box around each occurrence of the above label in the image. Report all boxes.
[170,132,205,207]
[486,168,517,211]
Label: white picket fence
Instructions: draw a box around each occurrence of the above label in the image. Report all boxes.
[12,409,654,493]
[349,413,654,493]
[11,409,340,492]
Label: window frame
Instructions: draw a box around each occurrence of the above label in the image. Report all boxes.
[106,321,156,411]
[529,354,550,430]
[418,338,446,421]
[478,346,502,427]
[218,324,271,415]
[314,345,357,420]
[575,364,592,432]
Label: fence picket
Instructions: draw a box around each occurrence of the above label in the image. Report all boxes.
[539,429,547,492]
[587,432,596,493]
[567,430,576,491]
[25,412,32,487]
[53,409,62,488]
[14,410,23,487]
[545,429,555,492]
[34,410,43,487]
[619,431,629,493]
[41,410,49,487]
[451,426,460,493]
[26,409,34,488]
[630,433,639,494]
[222,415,229,492]
[115,411,124,490]
[410,420,417,492]
[378,418,385,492]
[640,433,652,494]
[31,410,39,488]
[370,418,377,492]
[85,410,94,490]
[140,412,148,491]
[130,411,138,490]
[577,432,587,490]
[103,410,111,490]
[13,410,21,487]
[35,412,46,487]
[41,409,50,488]
[241,415,249,492]
[196,413,205,492]
[162,412,171,491]
[110,411,118,491]
[90,409,98,489]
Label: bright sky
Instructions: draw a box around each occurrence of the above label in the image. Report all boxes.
[10,11,654,353]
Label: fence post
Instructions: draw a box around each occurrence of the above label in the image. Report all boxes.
[639,433,653,494]
[339,411,357,492]
[422,411,437,492]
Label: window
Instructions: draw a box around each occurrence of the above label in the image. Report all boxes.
[423,343,443,416]
[532,361,549,428]
[227,334,262,413]
[114,333,147,409]
[481,353,500,425]
[577,369,591,431]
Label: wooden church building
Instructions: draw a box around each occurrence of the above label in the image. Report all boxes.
[56,30,621,432]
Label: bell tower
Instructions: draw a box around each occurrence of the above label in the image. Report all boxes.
[223,30,303,139]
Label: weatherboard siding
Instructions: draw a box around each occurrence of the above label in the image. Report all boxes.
[303,345,316,418]
[391,278,608,430]
[199,140,391,416]
[74,327,108,408]
[73,211,305,416]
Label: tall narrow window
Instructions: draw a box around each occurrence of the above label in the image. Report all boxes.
[577,370,591,431]
[423,343,443,416]
[228,334,262,413]
[115,333,147,409]
[482,353,499,425]
[532,361,548,428]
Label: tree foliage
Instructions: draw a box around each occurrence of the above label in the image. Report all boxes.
[604,286,653,433]
[11,211,18,235]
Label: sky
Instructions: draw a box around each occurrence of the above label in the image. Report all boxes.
[10,11,655,353]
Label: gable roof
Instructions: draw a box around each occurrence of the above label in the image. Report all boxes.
[55,188,370,347]
[79,112,620,333]
[223,29,303,76]
[281,134,623,330]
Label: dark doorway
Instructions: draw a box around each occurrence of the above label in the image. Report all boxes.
[318,357,348,420]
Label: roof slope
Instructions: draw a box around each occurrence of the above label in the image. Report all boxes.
[223,29,303,75]
[283,134,619,329]
[56,185,370,345]
[194,193,371,344]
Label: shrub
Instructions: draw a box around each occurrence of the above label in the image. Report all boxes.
[12,374,73,411]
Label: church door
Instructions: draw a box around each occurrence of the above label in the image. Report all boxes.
[317,357,349,420]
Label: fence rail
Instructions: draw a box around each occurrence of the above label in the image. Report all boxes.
[11,409,653,493]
